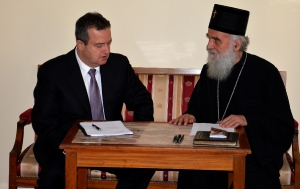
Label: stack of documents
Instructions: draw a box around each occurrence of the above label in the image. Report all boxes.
[79,121,133,136]
[193,131,239,146]
[190,123,238,147]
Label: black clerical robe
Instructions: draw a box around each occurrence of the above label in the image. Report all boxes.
[187,52,294,172]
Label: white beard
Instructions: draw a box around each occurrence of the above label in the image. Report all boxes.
[206,47,237,81]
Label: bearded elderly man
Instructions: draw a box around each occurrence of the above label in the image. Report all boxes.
[170,4,294,189]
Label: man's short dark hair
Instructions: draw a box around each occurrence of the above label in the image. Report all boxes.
[75,12,111,45]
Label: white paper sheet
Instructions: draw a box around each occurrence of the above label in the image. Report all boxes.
[79,121,133,136]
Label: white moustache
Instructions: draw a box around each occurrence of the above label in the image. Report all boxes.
[207,49,217,55]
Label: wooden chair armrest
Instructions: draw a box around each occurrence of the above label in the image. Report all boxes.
[9,109,32,186]
[10,108,33,155]
[10,119,28,156]
[19,108,33,124]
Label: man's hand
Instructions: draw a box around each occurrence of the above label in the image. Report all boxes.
[169,114,196,126]
[220,114,247,128]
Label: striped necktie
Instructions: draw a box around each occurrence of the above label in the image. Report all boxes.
[88,69,104,120]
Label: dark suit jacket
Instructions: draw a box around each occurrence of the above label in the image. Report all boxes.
[32,48,153,158]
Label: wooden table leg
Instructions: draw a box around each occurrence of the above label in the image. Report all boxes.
[78,168,87,189]
[233,156,246,189]
[65,151,77,189]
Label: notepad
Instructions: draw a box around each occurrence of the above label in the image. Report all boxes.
[193,131,239,147]
[79,121,133,136]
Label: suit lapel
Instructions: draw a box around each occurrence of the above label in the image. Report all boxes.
[64,50,91,113]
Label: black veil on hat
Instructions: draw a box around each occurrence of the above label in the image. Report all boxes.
[209,4,250,36]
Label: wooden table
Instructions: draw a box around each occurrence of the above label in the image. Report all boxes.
[60,121,251,189]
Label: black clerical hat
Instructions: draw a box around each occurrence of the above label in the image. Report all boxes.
[208,4,250,36]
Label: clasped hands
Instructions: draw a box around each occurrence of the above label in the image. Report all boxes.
[169,114,247,128]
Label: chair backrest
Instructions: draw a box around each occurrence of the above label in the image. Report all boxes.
[122,67,201,122]
[122,68,287,122]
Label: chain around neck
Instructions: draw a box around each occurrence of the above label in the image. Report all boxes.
[217,52,247,123]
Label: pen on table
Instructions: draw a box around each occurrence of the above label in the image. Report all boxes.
[177,135,184,143]
[92,124,101,131]
[173,135,178,143]
[177,134,181,143]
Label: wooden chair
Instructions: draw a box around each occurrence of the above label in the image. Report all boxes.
[9,68,299,189]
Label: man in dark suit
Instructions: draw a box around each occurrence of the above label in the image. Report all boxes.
[32,12,155,189]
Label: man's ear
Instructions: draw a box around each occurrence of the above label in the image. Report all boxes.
[76,40,85,50]
[234,39,242,51]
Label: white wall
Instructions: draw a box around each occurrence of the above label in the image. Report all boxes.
[1,0,299,188]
